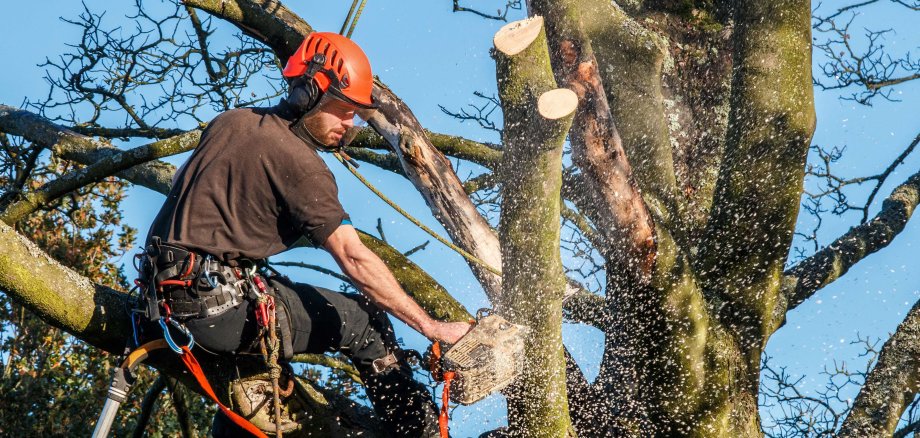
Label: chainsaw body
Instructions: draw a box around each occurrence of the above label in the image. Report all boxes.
[438,312,526,405]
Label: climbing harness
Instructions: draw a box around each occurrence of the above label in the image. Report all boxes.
[92,239,294,437]
[425,309,527,438]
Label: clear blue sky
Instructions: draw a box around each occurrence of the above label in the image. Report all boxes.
[1,1,918,435]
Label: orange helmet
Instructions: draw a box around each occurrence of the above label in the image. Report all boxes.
[283,32,376,109]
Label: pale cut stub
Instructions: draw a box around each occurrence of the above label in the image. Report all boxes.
[494,15,545,56]
[538,88,579,120]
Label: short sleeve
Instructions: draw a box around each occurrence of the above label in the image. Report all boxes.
[279,171,350,247]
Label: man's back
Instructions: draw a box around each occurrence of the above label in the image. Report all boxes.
[147,103,349,263]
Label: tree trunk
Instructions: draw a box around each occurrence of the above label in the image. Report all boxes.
[494,16,578,437]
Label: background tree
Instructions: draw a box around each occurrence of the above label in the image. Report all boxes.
[0,0,917,437]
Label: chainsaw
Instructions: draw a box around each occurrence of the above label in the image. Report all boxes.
[427,309,527,405]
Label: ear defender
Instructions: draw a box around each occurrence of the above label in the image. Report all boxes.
[286,76,321,115]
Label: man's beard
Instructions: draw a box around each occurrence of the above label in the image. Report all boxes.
[290,115,339,152]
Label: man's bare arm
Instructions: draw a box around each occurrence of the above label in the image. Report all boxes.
[323,224,471,344]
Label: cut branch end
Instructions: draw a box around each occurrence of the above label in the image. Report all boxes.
[494,16,545,56]
[538,89,578,120]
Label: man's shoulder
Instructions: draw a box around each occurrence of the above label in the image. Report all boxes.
[208,107,263,128]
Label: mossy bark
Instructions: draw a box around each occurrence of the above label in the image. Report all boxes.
[696,0,816,376]
[494,17,577,438]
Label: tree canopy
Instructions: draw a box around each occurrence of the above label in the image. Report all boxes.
[0,0,918,436]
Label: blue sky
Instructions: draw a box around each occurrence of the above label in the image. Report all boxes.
[1,1,918,436]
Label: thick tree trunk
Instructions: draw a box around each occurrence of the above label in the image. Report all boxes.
[494,17,577,437]
[696,0,815,385]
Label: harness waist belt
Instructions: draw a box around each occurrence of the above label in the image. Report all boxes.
[148,243,249,319]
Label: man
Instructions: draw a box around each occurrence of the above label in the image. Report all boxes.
[144,32,470,436]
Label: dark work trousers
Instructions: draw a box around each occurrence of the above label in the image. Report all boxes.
[175,275,440,437]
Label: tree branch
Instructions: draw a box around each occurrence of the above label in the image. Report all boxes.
[782,168,920,313]
[164,376,198,438]
[347,127,503,169]
[0,130,199,223]
[494,16,577,436]
[570,0,683,225]
[0,105,182,194]
[529,0,656,280]
[839,299,920,437]
[291,354,362,384]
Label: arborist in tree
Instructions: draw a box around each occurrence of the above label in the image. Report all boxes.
[139,32,471,437]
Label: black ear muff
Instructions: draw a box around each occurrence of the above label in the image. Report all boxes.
[287,77,321,115]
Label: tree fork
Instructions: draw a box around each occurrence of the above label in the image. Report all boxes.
[494,16,578,437]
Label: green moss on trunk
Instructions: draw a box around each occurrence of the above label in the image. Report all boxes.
[494,17,577,437]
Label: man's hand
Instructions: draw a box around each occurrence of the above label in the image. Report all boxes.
[425,321,473,345]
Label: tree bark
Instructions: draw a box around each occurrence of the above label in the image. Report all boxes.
[839,299,920,437]
[568,0,684,226]
[696,0,816,376]
[494,16,577,437]
[528,0,656,279]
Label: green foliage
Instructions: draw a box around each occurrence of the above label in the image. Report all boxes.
[0,150,217,436]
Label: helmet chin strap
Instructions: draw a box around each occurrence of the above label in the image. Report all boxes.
[289,114,341,152]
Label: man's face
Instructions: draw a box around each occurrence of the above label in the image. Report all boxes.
[300,97,358,147]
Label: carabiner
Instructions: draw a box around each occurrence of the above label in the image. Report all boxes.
[159,318,195,354]
[198,255,220,289]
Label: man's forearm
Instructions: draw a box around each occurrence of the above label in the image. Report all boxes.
[335,244,437,336]
[323,225,471,344]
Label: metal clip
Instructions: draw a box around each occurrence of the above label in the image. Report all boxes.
[159,318,195,354]
[198,255,221,289]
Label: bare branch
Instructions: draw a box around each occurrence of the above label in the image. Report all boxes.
[813,13,920,105]
[273,261,353,284]
[439,91,503,134]
[783,167,920,313]
[839,300,920,436]
[451,0,522,21]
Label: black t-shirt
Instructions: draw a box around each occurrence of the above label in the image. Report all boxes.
[147,101,349,263]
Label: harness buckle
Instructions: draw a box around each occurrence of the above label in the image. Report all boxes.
[371,351,400,374]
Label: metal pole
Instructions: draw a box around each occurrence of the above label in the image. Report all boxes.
[92,367,132,438]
